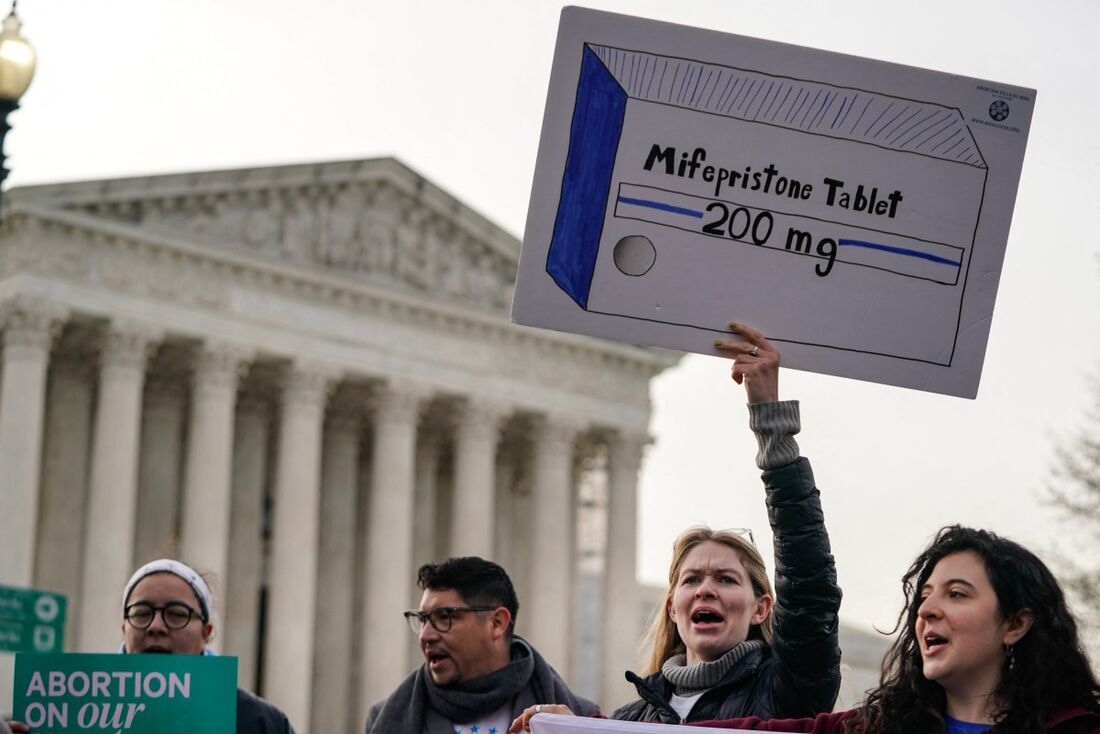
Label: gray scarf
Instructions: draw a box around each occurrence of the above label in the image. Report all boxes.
[365,636,599,734]
[661,639,766,695]
[424,640,534,722]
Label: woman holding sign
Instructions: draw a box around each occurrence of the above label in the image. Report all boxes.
[693,526,1100,733]
[512,323,842,728]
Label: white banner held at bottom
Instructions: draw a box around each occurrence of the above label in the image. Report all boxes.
[530,712,759,734]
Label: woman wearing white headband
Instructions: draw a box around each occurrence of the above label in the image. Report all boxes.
[9,559,295,734]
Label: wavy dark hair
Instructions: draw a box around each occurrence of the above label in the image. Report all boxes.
[853,525,1100,734]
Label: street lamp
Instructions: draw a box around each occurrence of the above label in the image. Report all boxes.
[0,0,35,213]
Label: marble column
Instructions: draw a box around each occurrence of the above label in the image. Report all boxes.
[262,363,333,729]
[179,344,247,615]
[526,415,580,674]
[311,412,361,734]
[602,430,649,709]
[0,297,61,717]
[503,456,534,615]
[449,400,506,558]
[411,427,444,580]
[79,324,157,654]
[409,426,444,664]
[34,350,95,651]
[224,397,270,692]
[0,298,61,586]
[350,426,374,720]
[132,377,186,564]
[491,447,519,577]
[360,382,425,721]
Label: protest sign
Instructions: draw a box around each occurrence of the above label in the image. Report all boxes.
[530,712,756,733]
[512,7,1035,398]
[12,653,236,734]
[0,585,66,654]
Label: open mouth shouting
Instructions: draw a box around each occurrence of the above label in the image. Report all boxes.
[690,607,726,629]
[425,648,451,671]
[922,633,949,655]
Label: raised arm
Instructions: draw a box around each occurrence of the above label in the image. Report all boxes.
[717,323,842,717]
[715,322,779,405]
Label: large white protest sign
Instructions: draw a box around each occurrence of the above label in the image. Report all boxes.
[511,7,1035,398]
[529,713,756,734]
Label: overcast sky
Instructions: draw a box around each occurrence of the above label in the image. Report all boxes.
[10,0,1100,635]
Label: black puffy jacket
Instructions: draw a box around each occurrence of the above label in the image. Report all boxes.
[611,457,842,723]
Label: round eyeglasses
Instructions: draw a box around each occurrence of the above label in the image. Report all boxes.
[124,602,203,630]
[403,606,496,634]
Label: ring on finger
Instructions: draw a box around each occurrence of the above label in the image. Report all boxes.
[749,347,759,357]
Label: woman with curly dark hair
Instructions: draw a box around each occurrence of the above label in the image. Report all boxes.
[698,525,1100,734]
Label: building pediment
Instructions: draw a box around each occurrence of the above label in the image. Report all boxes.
[9,157,520,316]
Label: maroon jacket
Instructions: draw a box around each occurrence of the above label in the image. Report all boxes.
[693,707,1100,733]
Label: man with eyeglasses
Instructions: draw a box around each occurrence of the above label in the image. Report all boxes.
[10,559,294,734]
[365,556,598,734]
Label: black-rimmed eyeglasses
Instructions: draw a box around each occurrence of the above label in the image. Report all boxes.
[403,606,496,634]
[124,602,203,630]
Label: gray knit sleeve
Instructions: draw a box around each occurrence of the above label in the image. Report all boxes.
[748,400,801,470]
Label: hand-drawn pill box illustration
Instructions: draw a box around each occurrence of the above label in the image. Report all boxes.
[512,7,1035,398]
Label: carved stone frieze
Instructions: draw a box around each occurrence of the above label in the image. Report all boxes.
[6,221,231,311]
[74,179,518,315]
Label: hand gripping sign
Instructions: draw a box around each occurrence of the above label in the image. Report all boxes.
[512,7,1035,398]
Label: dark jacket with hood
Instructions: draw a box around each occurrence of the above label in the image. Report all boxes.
[612,455,842,723]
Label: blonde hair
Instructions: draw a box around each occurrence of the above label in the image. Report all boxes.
[641,526,774,674]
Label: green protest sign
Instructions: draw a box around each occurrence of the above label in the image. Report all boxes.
[0,584,67,654]
[13,653,237,734]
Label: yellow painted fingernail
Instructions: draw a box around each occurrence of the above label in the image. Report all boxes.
[728,322,738,330]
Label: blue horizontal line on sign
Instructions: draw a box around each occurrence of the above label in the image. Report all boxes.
[838,239,961,267]
[617,196,704,218]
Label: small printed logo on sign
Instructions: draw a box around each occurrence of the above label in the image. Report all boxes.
[34,595,60,623]
[32,626,55,652]
[970,84,1029,135]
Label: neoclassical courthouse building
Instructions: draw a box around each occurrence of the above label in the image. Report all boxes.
[0,159,886,731]
[0,158,676,730]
